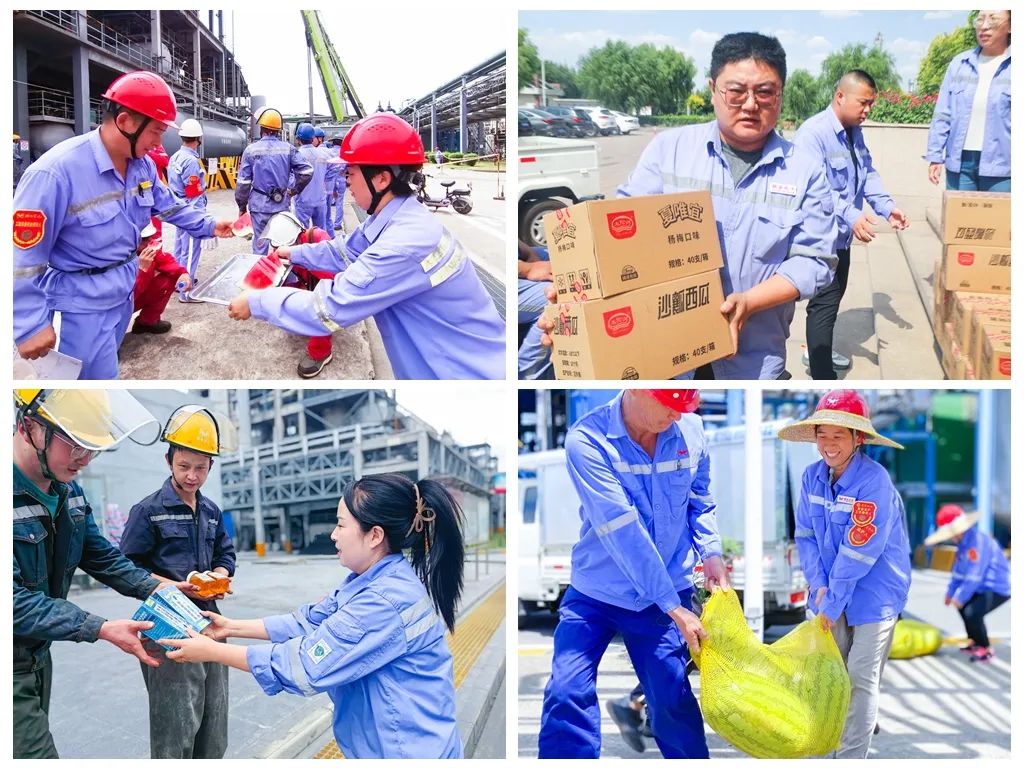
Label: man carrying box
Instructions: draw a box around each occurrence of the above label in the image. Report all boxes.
[13,389,197,758]
[793,70,909,379]
[120,405,237,759]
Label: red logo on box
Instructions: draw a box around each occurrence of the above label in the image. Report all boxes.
[957,251,975,266]
[603,307,634,338]
[607,211,637,239]
[998,356,1010,376]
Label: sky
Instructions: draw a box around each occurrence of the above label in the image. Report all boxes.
[519,9,976,92]
[397,386,508,474]
[201,9,504,115]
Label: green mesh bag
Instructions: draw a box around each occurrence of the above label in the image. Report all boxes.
[888,618,943,659]
[693,588,851,758]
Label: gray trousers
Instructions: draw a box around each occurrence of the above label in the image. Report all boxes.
[139,639,229,758]
[829,614,897,758]
[13,654,58,758]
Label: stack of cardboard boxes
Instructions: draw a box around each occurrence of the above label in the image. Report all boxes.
[541,191,734,379]
[932,191,1010,380]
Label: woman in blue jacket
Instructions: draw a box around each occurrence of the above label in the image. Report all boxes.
[163,473,465,758]
[925,10,1011,191]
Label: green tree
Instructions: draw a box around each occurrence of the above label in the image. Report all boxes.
[518,28,540,89]
[782,68,823,123]
[686,93,705,114]
[917,12,978,94]
[542,60,581,99]
[818,43,902,95]
[578,41,695,114]
[578,40,639,110]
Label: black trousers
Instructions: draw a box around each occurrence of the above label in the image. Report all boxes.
[958,591,1009,647]
[805,247,851,380]
[13,654,58,758]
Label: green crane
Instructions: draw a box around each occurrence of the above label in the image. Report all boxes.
[301,10,366,122]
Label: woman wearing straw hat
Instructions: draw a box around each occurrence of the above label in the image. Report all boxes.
[924,504,1010,663]
[778,389,911,759]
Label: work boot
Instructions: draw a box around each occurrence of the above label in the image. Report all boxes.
[131,319,171,334]
[801,350,852,370]
[605,697,645,753]
[298,352,333,379]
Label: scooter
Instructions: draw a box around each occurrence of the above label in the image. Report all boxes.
[413,172,473,214]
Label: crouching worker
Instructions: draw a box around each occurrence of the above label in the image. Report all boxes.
[161,473,465,758]
[779,389,911,758]
[131,219,189,334]
[924,504,1010,663]
[225,113,505,380]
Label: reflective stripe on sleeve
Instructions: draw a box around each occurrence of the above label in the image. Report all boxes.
[285,636,317,696]
[400,595,432,626]
[291,610,314,635]
[595,510,638,537]
[14,265,47,279]
[313,284,341,332]
[405,612,437,642]
[838,544,877,566]
[795,527,816,538]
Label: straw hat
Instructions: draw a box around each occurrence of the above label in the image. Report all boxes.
[923,504,980,546]
[777,390,904,450]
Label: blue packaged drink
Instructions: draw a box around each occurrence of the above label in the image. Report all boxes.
[132,586,212,652]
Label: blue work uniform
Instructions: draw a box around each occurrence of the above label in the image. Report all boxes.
[235,136,313,255]
[518,246,553,379]
[248,194,505,379]
[119,478,236,608]
[946,526,1011,605]
[13,129,218,379]
[247,553,462,759]
[793,108,896,251]
[292,142,328,231]
[618,120,837,379]
[925,46,1012,180]
[322,146,342,230]
[795,452,911,625]
[167,145,208,291]
[333,161,348,229]
[538,392,718,758]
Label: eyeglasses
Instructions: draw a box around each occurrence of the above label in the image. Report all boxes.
[717,85,781,109]
[974,14,1008,29]
[49,430,101,461]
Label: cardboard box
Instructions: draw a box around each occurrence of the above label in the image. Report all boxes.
[933,255,954,325]
[939,322,956,378]
[545,269,734,379]
[544,191,724,300]
[970,321,1010,375]
[943,244,1011,293]
[941,191,1011,247]
[977,327,1011,380]
[951,292,1010,350]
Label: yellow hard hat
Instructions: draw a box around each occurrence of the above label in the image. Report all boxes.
[13,133,20,141]
[256,107,283,131]
[162,405,238,456]
[14,389,159,450]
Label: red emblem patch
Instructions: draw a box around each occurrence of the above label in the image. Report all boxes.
[606,211,637,240]
[603,306,634,338]
[13,210,46,249]
[851,500,877,526]
[848,523,877,547]
[967,548,979,563]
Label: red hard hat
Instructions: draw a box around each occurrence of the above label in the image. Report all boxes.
[645,389,700,413]
[340,113,425,166]
[102,71,178,129]
[936,504,965,528]
[815,389,870,419]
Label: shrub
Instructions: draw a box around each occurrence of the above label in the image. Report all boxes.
[639,114,716,127]
[868,90,938,125]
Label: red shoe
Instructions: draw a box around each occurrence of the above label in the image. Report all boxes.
[969,646,994,663]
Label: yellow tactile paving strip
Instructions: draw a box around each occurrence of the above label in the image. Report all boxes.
[314,582,506,759]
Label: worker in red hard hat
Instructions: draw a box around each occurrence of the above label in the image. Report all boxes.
[226,113,505,380]
[13,70,235,379]
[539,388,727,759]
[779,389,910,758]
[924,503,1010,663]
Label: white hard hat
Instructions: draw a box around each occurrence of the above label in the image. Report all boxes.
[259,211,305,248]
[179,118,203,138]
[140,221,158,238]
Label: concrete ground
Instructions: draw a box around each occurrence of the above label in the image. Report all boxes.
[517,568,1010,758]
[46,549,505,758]
[581,128,946,380]
[118,174,506,380]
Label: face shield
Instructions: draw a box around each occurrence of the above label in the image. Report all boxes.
[162,405,238,456]
[25,389,161,450]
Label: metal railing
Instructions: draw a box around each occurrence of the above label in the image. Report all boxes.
[24,9,79,33]
[27,87,75,120]
[85,16,154,70]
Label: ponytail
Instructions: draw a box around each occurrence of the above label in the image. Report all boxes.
[343,473,465,632]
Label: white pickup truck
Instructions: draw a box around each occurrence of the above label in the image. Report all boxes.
[517,421,815,624]
[518,136,602,248]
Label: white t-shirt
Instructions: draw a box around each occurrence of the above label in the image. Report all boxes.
[963,52,1008,151]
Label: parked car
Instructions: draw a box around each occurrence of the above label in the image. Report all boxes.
[523,107,576,138]
[519,110,535,137]
[575,106,618,135]
[570,108,600,137]
[519,109,554,137]
[610,110,641,135]
[539,105,592,138]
